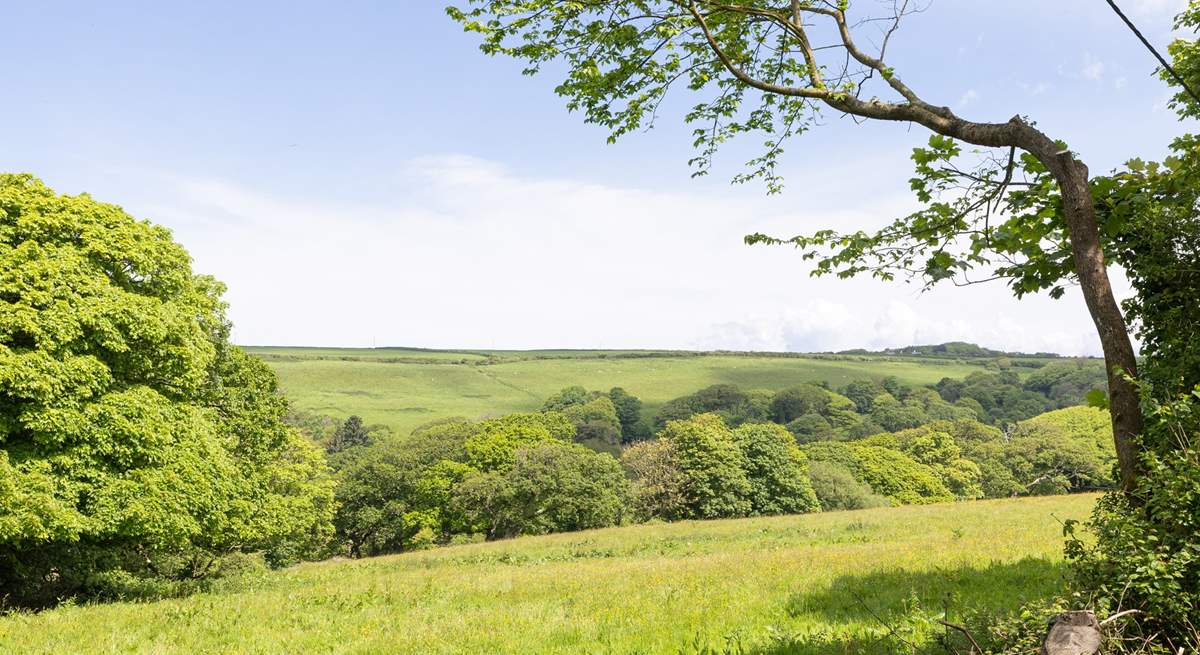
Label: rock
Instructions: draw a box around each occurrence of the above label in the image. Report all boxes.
[1042,610,1101,655]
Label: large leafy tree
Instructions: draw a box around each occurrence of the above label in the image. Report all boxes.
[0,175,335,606]
[448,0,1143,491]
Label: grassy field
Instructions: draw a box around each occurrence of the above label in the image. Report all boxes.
[245,347,995,436]
[0,494,1094,654]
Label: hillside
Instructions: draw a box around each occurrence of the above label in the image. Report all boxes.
[0,494,1095,655]
[245,346,1006,436]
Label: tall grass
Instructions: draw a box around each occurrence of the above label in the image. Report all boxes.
[0,494,1093,654]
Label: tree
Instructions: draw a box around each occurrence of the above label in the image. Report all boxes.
[848,445,955,505]
[0,175,335,606]
[659,413,752,519]
[866,427,983,500]
[608,387,649,442]
[786,413,835,443]
[563,396,623,454]
[454,442,629,540]
[840,380,886,414]
[541,385,591,412]
[653,384,763,428]
[769,384,830,424]
[806,460,890,512]
[448,1,1142,492]
[868,393,928,432]
[621,438,688,521]
[328,415,372,454]
[732,422,820,515]
[802,441,953,505]
[1023,360,1107,409]
[463,411,575,470]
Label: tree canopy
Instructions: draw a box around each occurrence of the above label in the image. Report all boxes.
[0,175,335,606]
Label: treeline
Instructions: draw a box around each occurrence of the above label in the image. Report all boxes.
[837,341,1065,359]
[325,360,1113,557]
[649,359,1106,439]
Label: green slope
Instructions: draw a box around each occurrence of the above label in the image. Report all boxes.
[247,347,993,436]
[0,494,1094,654]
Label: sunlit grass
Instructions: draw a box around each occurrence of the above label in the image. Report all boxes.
[246,347,992,436]
[0,494,1094,654]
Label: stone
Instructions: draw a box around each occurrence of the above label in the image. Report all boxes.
[1042,610,1102,655]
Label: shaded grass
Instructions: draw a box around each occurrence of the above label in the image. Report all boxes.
[0,495,1093,654]
[248,348,992,436]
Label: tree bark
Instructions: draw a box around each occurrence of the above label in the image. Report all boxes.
[923,116,1144,492]
[1042,152,1143,493]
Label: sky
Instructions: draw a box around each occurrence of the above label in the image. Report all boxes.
[2,0,1194,355]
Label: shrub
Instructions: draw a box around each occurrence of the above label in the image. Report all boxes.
[1065,389,1200,650]
[806,461,891,511]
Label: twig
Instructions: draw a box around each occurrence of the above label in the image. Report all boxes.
[1099,608,1143,626]
[938,619,983,654]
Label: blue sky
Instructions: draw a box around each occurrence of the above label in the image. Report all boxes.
[2,0,1194,354]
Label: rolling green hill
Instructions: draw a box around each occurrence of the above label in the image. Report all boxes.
[0,494,1093,654]
[245,347,1001,436]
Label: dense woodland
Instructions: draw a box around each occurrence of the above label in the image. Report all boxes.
[320,360,1113,557]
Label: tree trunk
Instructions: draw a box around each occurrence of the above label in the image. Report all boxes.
[1042,151,1143,492]
[915,115,1145,493]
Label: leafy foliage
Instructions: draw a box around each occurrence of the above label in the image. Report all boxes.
[621,438,687,522]
[327,415,372,454]
[1066,388,1200,651]
[455,442,629,540]
[732,422,819,515]
[659,413,752,519]
[0,175,335,607]
[805,460,890,512]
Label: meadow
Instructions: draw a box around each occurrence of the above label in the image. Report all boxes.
[0,494,1094,654]
[246,347,997,436]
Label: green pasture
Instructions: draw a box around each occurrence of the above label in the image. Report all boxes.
[244,348,993,436]
[0,494,1094,654]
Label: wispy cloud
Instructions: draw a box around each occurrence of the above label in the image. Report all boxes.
[1082,53,1106,81]
[130,156,1110,355]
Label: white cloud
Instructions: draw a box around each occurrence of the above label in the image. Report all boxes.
[129,156,1112,356]
[1020,81,1051,96]
[957,89,980,108]
[1131,0,1187,16]
[1082,53,1106,81]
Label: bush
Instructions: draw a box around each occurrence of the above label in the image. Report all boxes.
[806,461,891,511]
[1065,389,1200,650]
